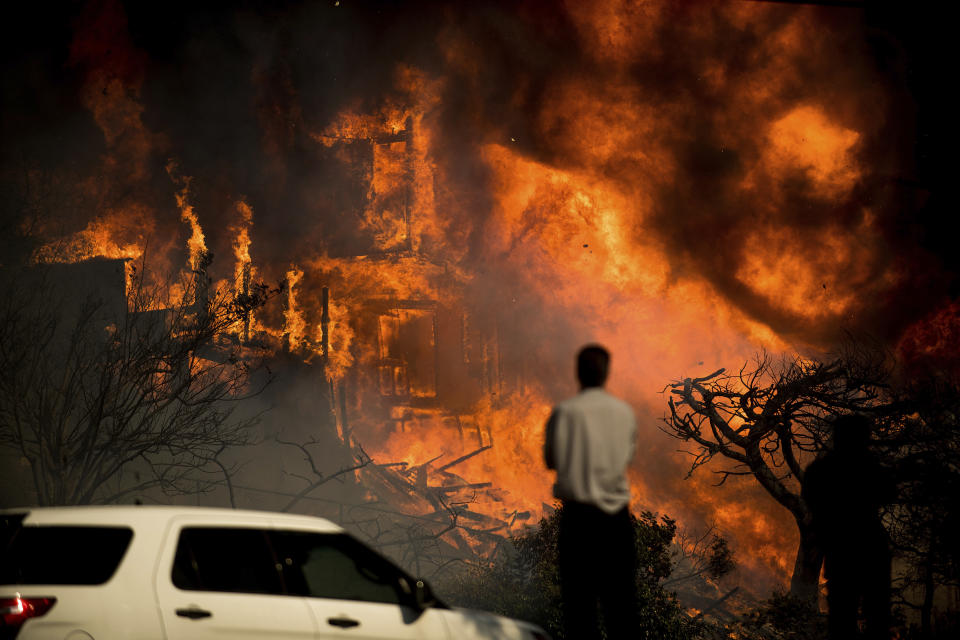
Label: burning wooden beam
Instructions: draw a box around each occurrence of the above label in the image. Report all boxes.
[434,481,493,493]
[436,445,492,473]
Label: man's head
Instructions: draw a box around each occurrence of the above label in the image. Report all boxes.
[577,344,610,389]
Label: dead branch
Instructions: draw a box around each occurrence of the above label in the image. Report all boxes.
[276,438,373,512]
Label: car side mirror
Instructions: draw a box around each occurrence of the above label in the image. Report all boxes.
[412,578,437,611]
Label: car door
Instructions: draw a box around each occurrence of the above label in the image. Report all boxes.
[271,530,451,640]
[154,522,315,639]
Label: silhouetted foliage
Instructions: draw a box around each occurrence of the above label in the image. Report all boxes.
[661,343,893,599]
[667,525,736,589]
[881,374,960,637]
[438,504,704,640]
[663,341,960,632]
[720,591,826,640]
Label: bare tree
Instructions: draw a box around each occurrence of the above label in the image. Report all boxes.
[661,345,891,599]
[275,436,373,513]
[0,255,277,505]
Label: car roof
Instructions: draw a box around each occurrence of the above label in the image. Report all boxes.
[0,505,344,532]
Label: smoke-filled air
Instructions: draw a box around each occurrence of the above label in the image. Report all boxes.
[1,0,954,609]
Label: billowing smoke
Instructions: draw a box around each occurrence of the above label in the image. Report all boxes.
[1,0,952,591]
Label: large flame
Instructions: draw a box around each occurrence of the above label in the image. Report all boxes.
[13,0,939,593]
[166,161,208,272]
[232,199,254,291]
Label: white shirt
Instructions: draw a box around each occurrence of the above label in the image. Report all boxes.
[544,387,637,514]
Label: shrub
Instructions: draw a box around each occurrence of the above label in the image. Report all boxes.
[438,504,703,640]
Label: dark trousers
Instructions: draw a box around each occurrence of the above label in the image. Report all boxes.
[559,501,638,640]
[825,538,892,640]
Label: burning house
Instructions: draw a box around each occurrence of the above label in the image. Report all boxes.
[0,113,543,574]
[228,115,546,564]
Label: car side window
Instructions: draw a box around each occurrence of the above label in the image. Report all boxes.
[0,524,132,585]
[172,527,284,595]
[273,532,408,606]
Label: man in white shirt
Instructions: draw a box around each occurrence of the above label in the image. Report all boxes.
[544,344,638,640]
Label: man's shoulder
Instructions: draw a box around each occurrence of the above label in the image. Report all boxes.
[557,389,635,415]
[604,391,635,413]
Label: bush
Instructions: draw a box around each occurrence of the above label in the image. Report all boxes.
[438,504,703,640]
[713,591,826,640]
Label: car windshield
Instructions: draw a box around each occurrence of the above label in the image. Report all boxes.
[0,523,133,585]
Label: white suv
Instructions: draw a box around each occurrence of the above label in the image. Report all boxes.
[0,506,549,640]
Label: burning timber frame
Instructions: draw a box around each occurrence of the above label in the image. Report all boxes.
[261,114,534,563]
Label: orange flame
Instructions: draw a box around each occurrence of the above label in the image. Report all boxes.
[232,199,254,291]
[165,161,207,272]
[284,266,306,349]
[761,105,861,200]
[324,300,355,382]
[32,212,146,265]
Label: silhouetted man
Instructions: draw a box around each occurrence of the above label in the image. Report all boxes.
[803,414,893,640]
[544,344,638,640]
